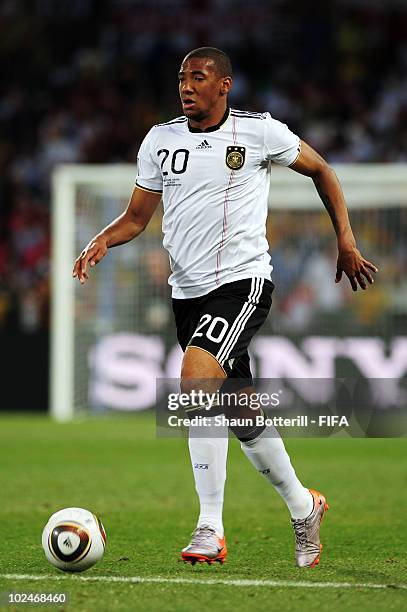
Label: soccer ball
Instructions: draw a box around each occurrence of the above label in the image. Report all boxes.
[42,507,106,572]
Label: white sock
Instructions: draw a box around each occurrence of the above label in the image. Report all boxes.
[188,417,228,536]
[240,428,313,519]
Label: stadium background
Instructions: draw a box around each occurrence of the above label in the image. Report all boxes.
[1,0,406,412]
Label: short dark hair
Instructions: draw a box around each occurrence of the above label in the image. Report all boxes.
[183,47,233,78]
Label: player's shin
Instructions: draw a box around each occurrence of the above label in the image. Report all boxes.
[188,418,228,536]
[239,426,313,520]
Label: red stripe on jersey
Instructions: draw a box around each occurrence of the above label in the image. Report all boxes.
[215,115,237,284]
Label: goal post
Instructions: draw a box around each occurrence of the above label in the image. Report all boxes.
[50,166,135,421]
[50,163,407,421]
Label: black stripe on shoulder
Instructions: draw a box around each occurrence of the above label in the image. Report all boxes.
[231,109,267,119]
[155,116,187,127]
[231,108,265,114]
[231,113,266,120]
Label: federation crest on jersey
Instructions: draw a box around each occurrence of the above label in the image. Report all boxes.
[225,146,246,170]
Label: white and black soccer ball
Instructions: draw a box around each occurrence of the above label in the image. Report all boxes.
[42,507,106,572]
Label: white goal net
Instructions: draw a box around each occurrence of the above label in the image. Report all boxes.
[51,164,407,421]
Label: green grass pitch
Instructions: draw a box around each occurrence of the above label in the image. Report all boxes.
[0,414,406,611]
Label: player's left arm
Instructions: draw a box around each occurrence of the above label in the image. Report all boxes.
[289,140,378,291]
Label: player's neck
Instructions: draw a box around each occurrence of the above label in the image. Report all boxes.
[188,106,229,133]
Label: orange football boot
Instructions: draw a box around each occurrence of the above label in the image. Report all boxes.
[181,525,227,565]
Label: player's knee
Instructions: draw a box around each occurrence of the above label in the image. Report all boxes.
[180,376,223,398]
[180,376,196,396]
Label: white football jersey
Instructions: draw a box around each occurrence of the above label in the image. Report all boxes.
[136,108,300,298]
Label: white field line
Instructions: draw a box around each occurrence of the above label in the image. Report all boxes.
[0,574,406,590]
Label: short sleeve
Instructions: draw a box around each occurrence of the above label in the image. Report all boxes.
[263,113,301,166]
[135,128,163,193]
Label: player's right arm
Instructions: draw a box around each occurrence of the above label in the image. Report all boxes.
[72,186,161,284]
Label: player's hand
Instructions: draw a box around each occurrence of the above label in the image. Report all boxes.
[72,236,108,284]
[335,244,378,291]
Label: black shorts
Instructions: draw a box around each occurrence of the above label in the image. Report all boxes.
[172,277,273,381]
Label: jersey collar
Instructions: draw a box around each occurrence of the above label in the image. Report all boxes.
[187,107,230,133]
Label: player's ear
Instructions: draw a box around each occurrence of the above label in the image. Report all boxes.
[220,77,232,96]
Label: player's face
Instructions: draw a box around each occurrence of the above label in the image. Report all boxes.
[178,58,229,121]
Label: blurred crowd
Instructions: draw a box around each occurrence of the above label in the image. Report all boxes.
[1,0,407,334]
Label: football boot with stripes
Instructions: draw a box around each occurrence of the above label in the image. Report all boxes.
[291,489,329,568]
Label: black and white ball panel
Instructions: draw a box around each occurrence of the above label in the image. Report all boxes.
[48,522,91,563]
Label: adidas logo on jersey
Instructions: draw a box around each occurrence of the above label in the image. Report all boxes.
[196,139,212,149]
